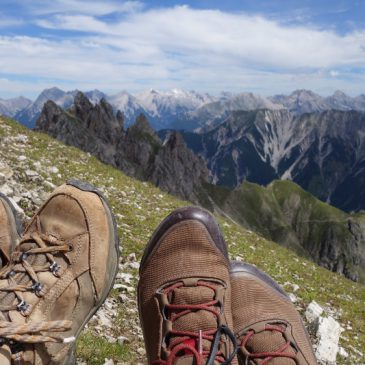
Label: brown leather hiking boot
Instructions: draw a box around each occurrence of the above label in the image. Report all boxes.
[230,261,318,365]
[0,180,120,364]
[138,206,238,365]
[0,193,22,268]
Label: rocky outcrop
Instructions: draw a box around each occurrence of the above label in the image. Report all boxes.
[35,93,210,203]
[151,132,210,201]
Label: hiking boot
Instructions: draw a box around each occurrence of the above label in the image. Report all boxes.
[230,261,317,365]
[0,179,120,364]
[138,206,238,365]
[0,193,22,268]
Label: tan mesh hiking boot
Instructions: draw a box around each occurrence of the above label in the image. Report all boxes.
[138,206,238,365]
[0,193,22,269]
[230,261,318,365]
[0,180,120,365]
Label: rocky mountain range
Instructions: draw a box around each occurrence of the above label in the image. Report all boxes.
[34,94,365,283]
[2,87,365,131]
[0,96,32,117]
[271,89,365,115]
[35,92,210,204]
[170,108,365,213]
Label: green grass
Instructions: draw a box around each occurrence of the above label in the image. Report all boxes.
[0,116,364,364]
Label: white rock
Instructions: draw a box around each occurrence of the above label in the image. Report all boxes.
[292,283,300,292]
[49,166,59,174]
[0,173,6,184]
[103,359,114,365]
[305,301,323,323]
[33,161,41,169]
[128,261,140,270]
[117,336,129,345]
[25,169,39,178]
[17,155,27,162]
[315,316,341,364]
[338,346,349,358]
[288,293,298,303]
[14,134,28,143]
[0,161,13,179]
[0,184,14,197]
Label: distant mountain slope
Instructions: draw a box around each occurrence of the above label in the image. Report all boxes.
[0,96,32,117]
[207,180,365,283]
[271,89,365,115]
[173,109,365,212]
[182,92,285,132]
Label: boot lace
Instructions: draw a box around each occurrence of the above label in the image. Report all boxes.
[240,324,297,365]
[153,281,237,365]
[0,217,76,346]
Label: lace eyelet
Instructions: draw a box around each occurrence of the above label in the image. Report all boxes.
[16,300,30,315]
[68,243,74,252]
[20,252,28,261]
[49,261,60,276]
[6,270,16,278]
[31,282,44,296]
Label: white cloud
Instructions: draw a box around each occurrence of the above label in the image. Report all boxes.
[27,0,143,16]
[0,5,365,98]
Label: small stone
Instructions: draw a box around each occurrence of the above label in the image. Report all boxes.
[14,134,28,143]
[117,336,129,345]
[288,293,298,303]
[105,335,117,344]
[305,301,323,323]
[118,293,128,303]
[137,347,146,356]
[338,346,349,358]
[128,261,140,270]
[127,253,137,262]
[49,166,59,174]
[0,184,14,197]
[33,161,41,169]
[103,359,114,365]
[17,155,27,162]
[25,169,39,179]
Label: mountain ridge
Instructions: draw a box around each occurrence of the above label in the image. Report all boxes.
[2,87,365,131]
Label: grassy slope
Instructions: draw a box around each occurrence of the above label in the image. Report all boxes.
[0,117,364,364]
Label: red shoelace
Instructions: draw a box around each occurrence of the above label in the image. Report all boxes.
[152,281,237,365]
[240,324,296,365]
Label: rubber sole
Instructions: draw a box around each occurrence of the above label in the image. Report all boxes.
[60,179,120,365]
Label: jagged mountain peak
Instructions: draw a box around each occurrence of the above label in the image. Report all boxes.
[130,113,156,135]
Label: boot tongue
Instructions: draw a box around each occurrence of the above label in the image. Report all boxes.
[245,325,296,365]
[173,286,217,333]
[168,284,219,365]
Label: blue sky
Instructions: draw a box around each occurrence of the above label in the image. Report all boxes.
[0,0,364,99]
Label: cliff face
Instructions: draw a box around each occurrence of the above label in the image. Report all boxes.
[35,92,210,204]
[177,109,365,212]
